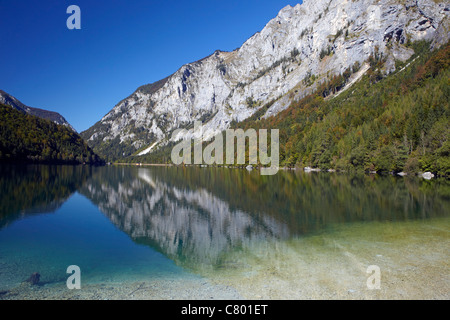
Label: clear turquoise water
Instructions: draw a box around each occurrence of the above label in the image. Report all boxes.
[0,191,187,289]
[0,164,448,296]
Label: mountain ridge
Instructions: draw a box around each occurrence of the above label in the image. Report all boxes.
[81,0,449,162]
[0,90,76,131]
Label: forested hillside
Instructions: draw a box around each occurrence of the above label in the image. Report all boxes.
[0,104,103,164]
[233,41,449,176]
[122,42,449,177]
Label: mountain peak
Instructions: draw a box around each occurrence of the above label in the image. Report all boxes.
[81,0,449,161]
[0,90,76,132]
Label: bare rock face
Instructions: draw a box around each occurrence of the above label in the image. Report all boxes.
[81,0,449,159]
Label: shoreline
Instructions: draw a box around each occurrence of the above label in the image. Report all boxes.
[114,163,174,167]
[2,218,448,301]
[0,277,243,300]
[112,162,443,179]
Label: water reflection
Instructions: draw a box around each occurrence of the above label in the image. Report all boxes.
[79,167,289,268]
[1,164,448,270]
[79,166,449,268]
[0,165,92,229]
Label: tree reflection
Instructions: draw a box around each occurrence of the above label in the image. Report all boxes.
[80,166,449,269]
[0,164,92,228]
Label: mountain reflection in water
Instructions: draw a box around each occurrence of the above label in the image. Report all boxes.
[79,166,448,268]
[1,165,448,270]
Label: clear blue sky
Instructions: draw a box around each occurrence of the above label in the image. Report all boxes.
[0,0,301,132]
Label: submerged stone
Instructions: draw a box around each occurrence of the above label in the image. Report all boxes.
[26,272,40,285]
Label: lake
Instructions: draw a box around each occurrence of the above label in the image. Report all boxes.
[0,164,448,299]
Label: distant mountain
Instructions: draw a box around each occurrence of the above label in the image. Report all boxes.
[0,90,75,131]
[0,103,103,164]
[81,0,449,162]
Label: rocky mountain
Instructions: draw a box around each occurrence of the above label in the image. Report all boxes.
[81,0,449,161]
[0,90,75,131]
